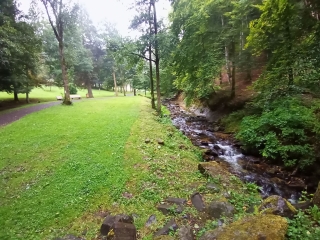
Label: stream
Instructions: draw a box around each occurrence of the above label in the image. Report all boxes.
[164,101,304,203]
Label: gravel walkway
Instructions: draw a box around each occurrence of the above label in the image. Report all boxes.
[0,101,61,127]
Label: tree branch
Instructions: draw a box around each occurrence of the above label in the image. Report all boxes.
[130,52,155,63]
[41,0,61,42]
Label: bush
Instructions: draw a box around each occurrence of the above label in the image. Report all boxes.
[236,97,319,169]
[69,84,77,94]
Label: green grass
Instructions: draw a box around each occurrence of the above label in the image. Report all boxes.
[0,95,262,239]
[0,97,142,239]
[0,96,203,239]
[0,86,116,102]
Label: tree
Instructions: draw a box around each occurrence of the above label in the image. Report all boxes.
[0,0,42,102]
[40,0,79,104]
[131,0,163,113]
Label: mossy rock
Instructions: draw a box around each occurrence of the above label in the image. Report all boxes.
[200,214,288,240]
[258,195,297,218]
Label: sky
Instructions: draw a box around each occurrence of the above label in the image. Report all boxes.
[18,0,171,37]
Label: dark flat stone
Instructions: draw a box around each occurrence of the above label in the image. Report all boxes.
[191,192,205,212]
[154,219,178,236]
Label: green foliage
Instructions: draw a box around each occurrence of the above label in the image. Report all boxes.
[287,210,320,240]
[69,84,77,94]
[237,97,319,168]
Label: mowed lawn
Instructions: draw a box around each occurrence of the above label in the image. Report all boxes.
[0,97,144,239]
[0,86,116,102]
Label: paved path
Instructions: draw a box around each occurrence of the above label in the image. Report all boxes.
[0,101,61,127]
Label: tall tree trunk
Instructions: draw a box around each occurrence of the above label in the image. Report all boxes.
[14,89,19,102]
[134,89,136,96]
[123,83,126,96]
[148,4,156,109]
[26,92,29,103]
[230,41,236,99]
[152,0,161,114]
[113,71,118,96]
[221,15,231,84]
[87,80,93,98]
[58,42,71,104]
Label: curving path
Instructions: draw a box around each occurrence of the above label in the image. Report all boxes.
[0,101,61,127]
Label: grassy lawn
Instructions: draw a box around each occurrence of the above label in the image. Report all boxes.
[0,96,203,239]
[0,86,116,103]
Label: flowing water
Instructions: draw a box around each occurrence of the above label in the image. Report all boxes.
[165,101,302,203]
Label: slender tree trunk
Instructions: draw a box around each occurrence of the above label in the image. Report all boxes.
[26,92,29,103]
[231,41,236,99]
[58,42,71,104]
[123,83,126,96]
[148,4,156,109]
[220,71,223,85]
[87,80,93,98]
[113,71,118,96]
[152,0,161,114]
[134,89,136,96]
[221,15,231,84]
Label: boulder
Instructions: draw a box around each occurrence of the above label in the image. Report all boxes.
[100,214,134,236]
[113,222,137,240]
[178,225,194,240]
[199,214,287,240]
[258,195,297,218]
[207,201,235,219]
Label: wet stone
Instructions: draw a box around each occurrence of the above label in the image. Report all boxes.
[191,192,205,212]
[200,140,209,146]
[113,222,137,240]
[145,215,157,227]
[154,219,178,236]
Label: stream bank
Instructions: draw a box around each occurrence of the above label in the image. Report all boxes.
[164,99,308,203]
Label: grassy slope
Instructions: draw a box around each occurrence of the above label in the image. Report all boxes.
[0,97,203,239]
[0,86,116,102]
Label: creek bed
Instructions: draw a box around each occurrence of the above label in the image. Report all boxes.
[165,101,303,203]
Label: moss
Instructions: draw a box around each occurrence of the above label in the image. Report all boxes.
[201,214,288,240]
[259,195,297,218]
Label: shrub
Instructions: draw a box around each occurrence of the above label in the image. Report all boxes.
[236,97,319,169]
